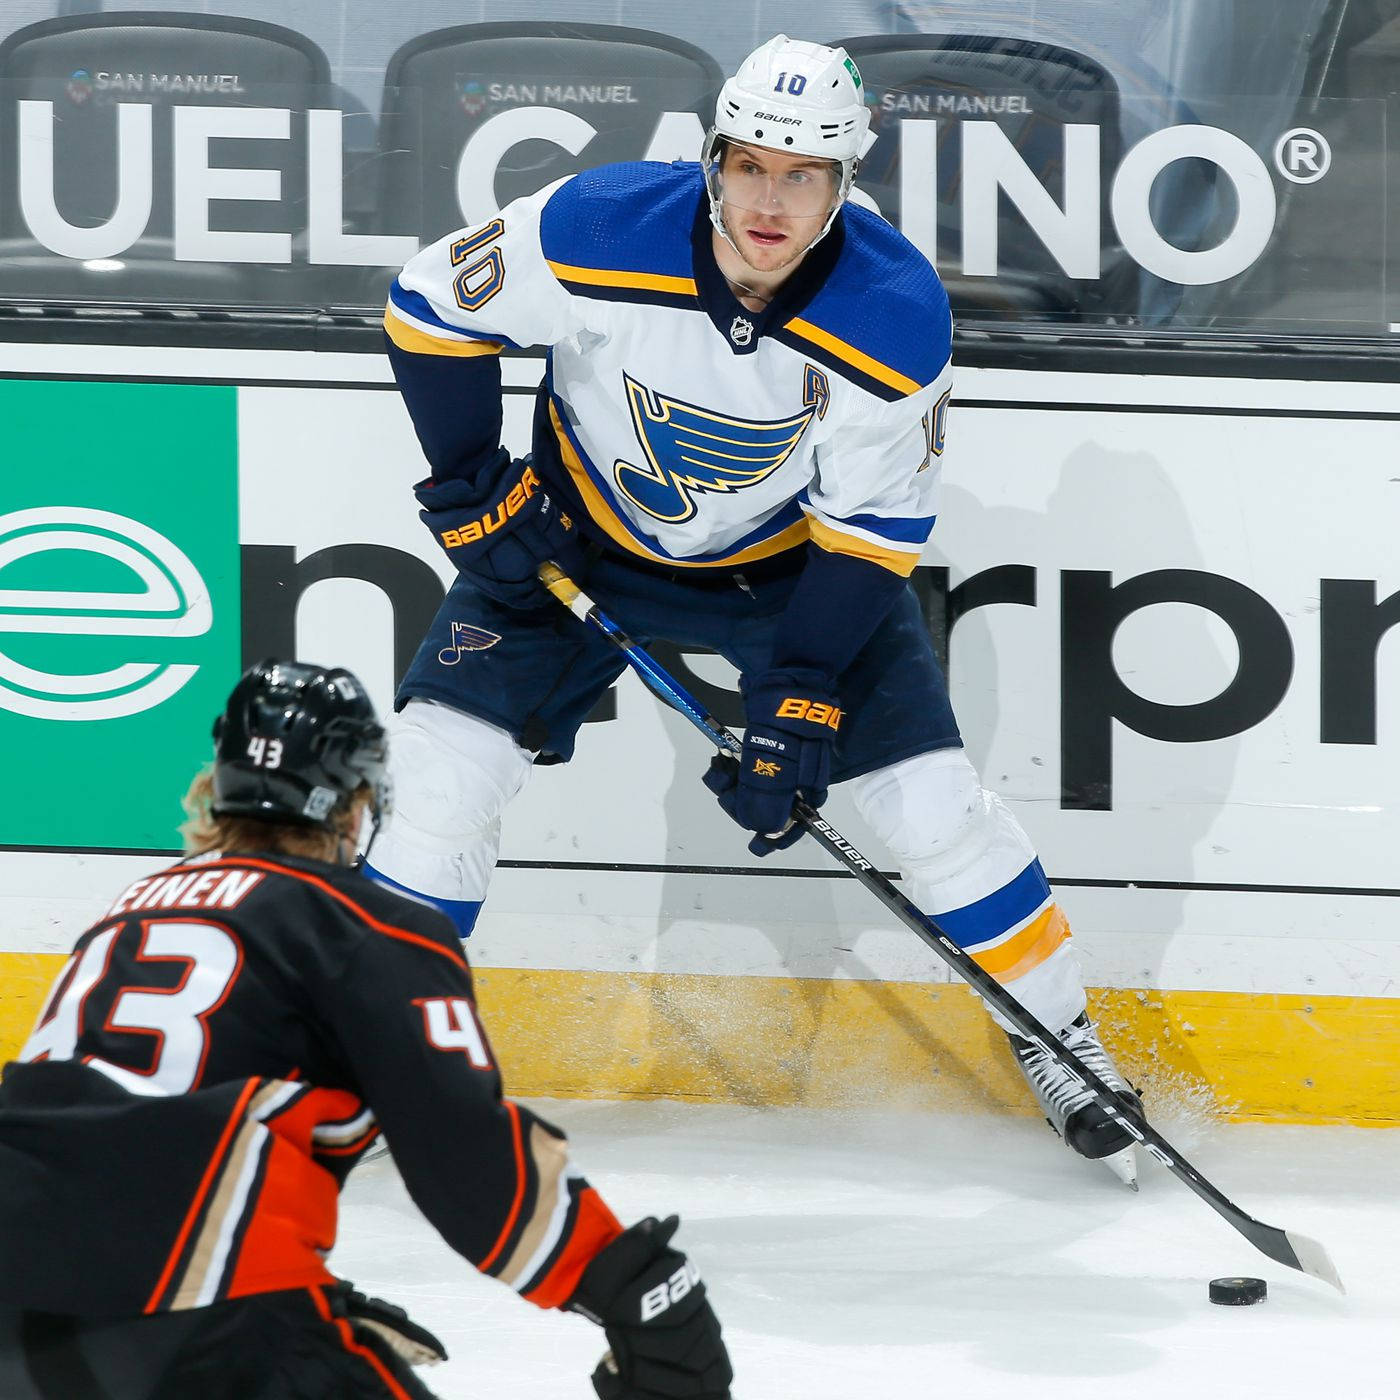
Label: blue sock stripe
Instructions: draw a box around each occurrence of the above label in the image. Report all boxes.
[935,859,1053,949]
[363,864,484,940]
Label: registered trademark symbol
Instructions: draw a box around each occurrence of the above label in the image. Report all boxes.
[1273,127,1331,184]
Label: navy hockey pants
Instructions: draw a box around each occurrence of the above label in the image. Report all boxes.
[398,548,962,780]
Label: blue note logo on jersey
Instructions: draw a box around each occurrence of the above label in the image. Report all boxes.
[437,621,501,664]
[614,374,815,523]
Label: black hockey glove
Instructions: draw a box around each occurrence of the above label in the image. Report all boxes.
[416,452,585,609]
[704,666,841,855]
[566,1216,732,1400]
[327,1280,447,1366]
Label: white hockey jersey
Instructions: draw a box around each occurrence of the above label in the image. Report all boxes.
[385,161,952,577]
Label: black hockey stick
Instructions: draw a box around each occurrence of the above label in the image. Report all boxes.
[539,561,1344,1293]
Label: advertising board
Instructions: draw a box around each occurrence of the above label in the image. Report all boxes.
[1,347,1396,1118]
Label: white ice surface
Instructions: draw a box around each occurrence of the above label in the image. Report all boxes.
[332,1102,1400,1400]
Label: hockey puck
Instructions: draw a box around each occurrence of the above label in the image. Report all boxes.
[1208,1276,1267,1306]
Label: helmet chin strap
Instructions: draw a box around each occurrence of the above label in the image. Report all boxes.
[351,815,380,871]
[708,191,744,260]
[344,800,383,870]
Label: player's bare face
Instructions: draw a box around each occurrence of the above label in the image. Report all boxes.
[714,146,838,283]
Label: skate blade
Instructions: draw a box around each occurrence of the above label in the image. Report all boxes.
[1098,1143,1139,1190]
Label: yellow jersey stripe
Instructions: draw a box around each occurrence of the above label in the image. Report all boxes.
[383,303,503,358]
[783,317,923,397]
[550,404,810,567]
[546,261,698,297]
[808,517,920,576]
[971,905,1071,982]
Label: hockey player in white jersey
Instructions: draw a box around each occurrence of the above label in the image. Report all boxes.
[372,35,1145,1184]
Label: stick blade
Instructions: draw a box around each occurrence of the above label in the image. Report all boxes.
[1236,1215,1345,1294]
[1285,1229,1346,1294]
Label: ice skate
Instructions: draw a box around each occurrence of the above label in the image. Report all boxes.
[1009,1012,1143,1189]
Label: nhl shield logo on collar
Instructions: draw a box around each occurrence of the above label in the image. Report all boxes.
[729,315,754,346]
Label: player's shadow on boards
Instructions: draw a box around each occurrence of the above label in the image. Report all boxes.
[927,439,1236,1112]
[635,437,1234,1117]
[636,693,1015,1113]
[566,434,1237,1123]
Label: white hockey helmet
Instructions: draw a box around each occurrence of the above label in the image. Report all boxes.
[703,35,876,249]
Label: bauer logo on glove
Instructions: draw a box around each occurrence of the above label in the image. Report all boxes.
[639,1258,702,1322]
[703,666,844,856]
[438,463,542,548]
[416,452,586,609]
[775,697,842,729]
[566,1215,732,1400]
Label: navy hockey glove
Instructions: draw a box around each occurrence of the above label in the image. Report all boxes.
[416,452,585,609]
[567,1216,732,1400]
[704,667,841,855]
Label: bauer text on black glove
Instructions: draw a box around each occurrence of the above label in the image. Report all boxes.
[566,1216,732,1400]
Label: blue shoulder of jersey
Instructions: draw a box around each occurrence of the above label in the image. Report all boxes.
[778,205,951,401]
[539,162,701,307]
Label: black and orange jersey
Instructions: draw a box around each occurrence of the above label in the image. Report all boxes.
[0,851,621,1320]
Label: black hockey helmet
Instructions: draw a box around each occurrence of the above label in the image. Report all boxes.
[212,659,390,832]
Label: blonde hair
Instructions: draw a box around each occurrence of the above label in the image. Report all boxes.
[180,764,367,863]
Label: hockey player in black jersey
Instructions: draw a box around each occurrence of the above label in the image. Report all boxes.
[0,659,732,1400]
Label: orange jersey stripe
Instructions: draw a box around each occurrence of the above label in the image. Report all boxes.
[309,1286,418,1400]
[263,1084,366,1154]
[522,1186,624,1310]
[317,1127,381,1157]
[145,1077,261,1313]
[225,1136,339,1299]
[164,857,468,971]
[478,1100,529,1274]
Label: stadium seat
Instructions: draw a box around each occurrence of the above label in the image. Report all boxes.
[831,34,1140,323]
[0,11,332,309]
[370,22,723,250]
